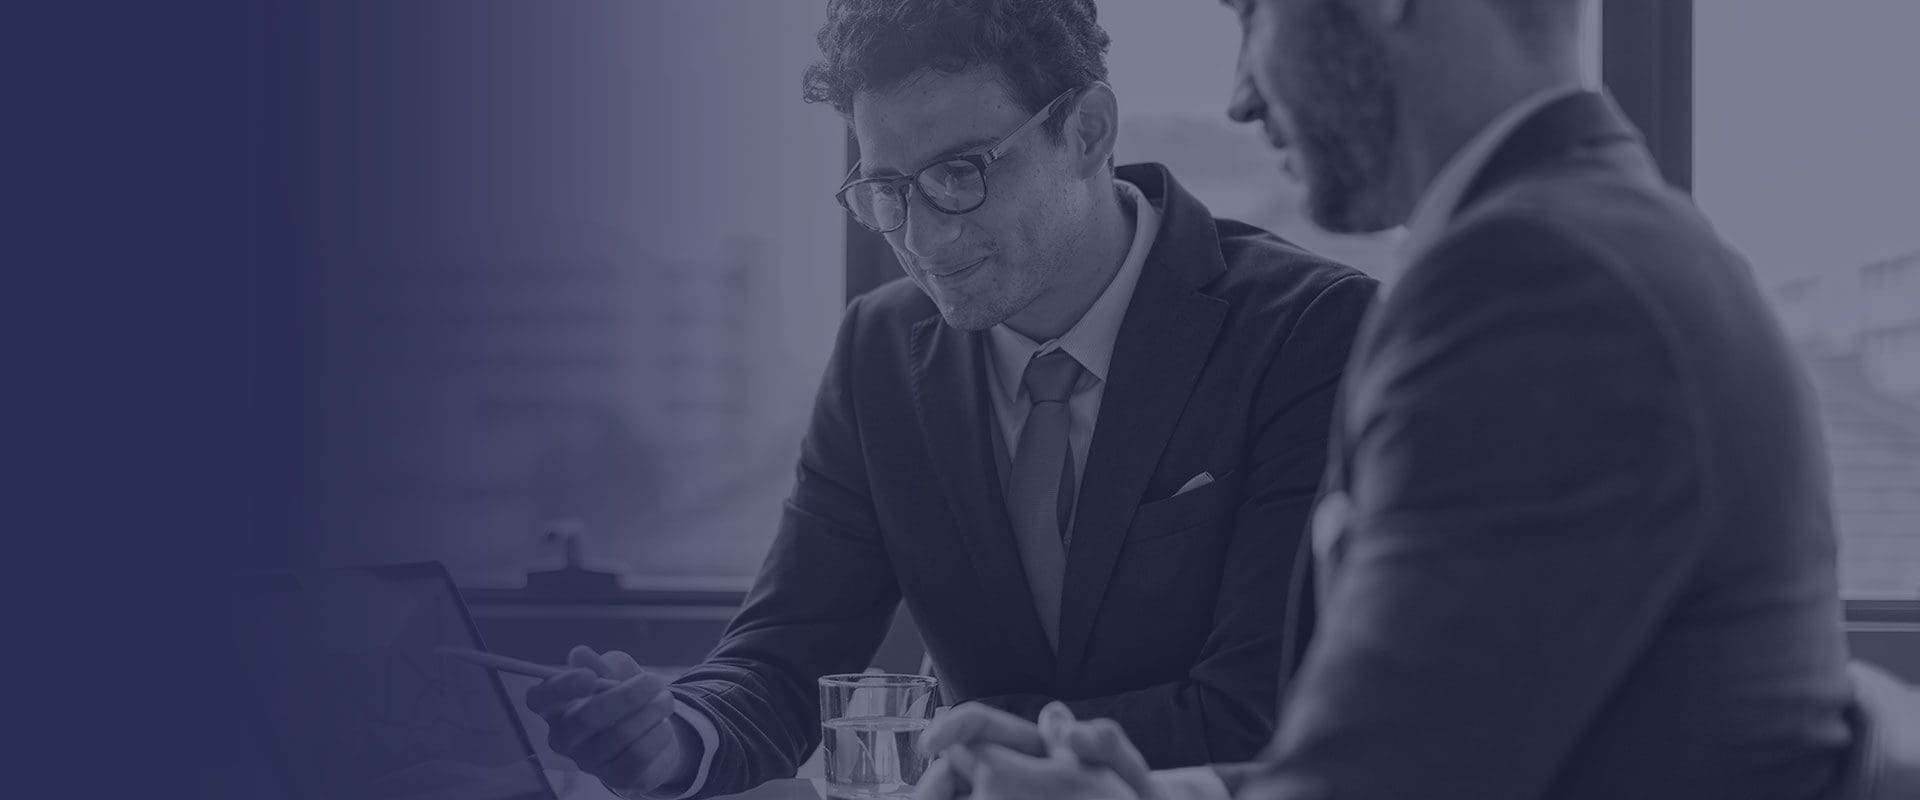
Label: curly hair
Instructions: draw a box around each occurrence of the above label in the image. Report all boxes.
[802,0,1111,140]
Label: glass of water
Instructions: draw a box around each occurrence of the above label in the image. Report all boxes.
[818,673,939,799]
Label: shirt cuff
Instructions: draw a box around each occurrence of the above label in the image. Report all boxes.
[604,699,720,800]
[1152,766,1233,800]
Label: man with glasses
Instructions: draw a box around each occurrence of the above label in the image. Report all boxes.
[523,1,1374,797]
[916,1,1874,799]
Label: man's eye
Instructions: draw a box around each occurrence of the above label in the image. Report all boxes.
[931,167,965,190]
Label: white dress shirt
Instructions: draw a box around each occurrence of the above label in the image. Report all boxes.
[983,178,1160,525]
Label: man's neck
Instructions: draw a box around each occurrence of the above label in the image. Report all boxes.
[1004,179,1135,342]
[1386,55,1582,224]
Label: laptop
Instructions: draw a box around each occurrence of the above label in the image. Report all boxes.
[232,563,558,800]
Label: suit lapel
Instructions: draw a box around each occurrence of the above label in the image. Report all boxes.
[908,316,1057,669]
[1053,166,1229,680]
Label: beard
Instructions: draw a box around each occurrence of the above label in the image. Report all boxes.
[1286,0,1400,234]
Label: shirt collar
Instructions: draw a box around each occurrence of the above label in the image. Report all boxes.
[1400,85,1586,261]
[987,178,1160,402]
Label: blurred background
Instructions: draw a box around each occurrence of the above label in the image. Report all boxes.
[286,0,1918,676]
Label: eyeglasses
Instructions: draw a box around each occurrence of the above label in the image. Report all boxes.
[835,88,1080,234]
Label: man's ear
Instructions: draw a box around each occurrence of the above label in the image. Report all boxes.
[1066,81,1119,179]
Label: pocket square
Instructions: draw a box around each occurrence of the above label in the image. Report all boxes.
[1172,472,1215,497]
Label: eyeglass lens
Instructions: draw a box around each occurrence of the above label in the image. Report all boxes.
[844,159,987,232]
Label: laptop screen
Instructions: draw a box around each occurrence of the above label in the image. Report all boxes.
[234,564,555,800]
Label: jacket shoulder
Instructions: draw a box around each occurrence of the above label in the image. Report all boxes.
[1209,217,1379,325]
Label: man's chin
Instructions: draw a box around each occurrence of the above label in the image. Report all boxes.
[938,307,1001,332]
[927,285,1031,332]
[930,297,1006,331]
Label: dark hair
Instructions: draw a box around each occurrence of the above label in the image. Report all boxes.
[802,0,1111,140]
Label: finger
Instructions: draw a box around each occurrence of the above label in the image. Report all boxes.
[570,695,677,771]
[912,756,968,800]
[1064,718,1155,799]
[525,669,608,716]
[601,720,678,791]
[920,703,1046,758]
[549,672,670,753]
[1037,702,1076,753]
[599,650,645,680]
[568,645,610,673]
[951,746,1013,800]
[967,743,1053,797]
[945,744,980,777]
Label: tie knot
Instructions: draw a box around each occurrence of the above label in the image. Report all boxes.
[1023,350,1084,404]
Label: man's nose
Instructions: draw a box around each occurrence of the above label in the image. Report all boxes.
[896,192,962,260]
[1227,50,1265,125]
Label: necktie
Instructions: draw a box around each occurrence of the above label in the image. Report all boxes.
[1008,349,1084,649]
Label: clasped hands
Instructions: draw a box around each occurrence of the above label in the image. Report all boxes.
[914,702,1165,800]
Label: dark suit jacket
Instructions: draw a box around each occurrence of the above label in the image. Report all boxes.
[1224,92,1856,800]
[667,163,1375,795]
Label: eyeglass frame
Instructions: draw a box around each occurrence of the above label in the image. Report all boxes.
[835,86,1084,234]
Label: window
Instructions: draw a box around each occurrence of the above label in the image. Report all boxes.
[1098,2,1602,285]
[306,1,845,589]
[1693,1,1920,599]
[1100,4,1398,280]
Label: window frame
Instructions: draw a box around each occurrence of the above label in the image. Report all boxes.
[1603,0,1693,190]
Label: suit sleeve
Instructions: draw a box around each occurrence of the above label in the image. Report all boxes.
[1242,217,1707,800]
[973,273,1378,767]
[664,294,905,798]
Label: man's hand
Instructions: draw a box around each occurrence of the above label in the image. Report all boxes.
[921,702,1049,759]
[915,702,1160,800]
[524,646,696,795]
